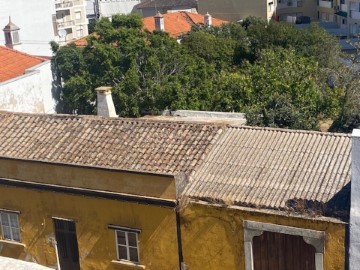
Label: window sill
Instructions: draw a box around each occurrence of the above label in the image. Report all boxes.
[0,240,25,247]
[111,260,145,269]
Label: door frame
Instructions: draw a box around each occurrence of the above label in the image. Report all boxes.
[243,220,325,270]
[52,217,81,270]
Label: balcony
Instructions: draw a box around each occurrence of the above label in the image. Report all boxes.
[276,0,298,9]
[57,20,75,28]
[350,10,360,19]
[55,1,83,10]
[319,0,333,8]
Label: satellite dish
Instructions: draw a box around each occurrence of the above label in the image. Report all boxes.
[58,29,67,38]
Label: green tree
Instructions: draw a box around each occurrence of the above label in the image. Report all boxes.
[244,48,339,130]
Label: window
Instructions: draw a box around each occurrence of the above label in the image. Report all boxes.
[75,11,81,20]
[12,32,20,44]
[115,230,139,263]
[4,32,11,44]
[76,26,83,38]
[0,212,20,242]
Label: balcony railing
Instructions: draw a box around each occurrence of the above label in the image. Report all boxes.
[318,0,333,9]
[55,1,83,9]
[350,10,360,19]
[276,0,296,9]
[57,20,75,28]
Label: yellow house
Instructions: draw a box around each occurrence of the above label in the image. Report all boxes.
[0,112,222,269]
[0,111,351,270]
[181,126,350,270]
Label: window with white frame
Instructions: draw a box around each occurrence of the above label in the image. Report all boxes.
[0,211,20,242]
[115,229,140,263]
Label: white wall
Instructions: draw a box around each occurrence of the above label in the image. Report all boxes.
[0,0,58,56]
[0,61,56,114]
[350,129,360,270]
[99,0,141,17]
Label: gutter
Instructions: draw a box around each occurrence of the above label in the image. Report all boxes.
[0,178,176,207]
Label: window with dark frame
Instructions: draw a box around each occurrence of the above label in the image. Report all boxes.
[115,230,140,263]
[0,211,20,242]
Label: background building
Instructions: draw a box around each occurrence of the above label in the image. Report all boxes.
[135,0,198,18]
[55,0,89,45]
[197,0,275,22]
[0,0,58,56]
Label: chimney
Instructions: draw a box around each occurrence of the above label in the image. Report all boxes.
[204,12,212,27]
[3,16,21,51]
[350,129,360,269]
[95,86,117,117]
[154,12,165,31]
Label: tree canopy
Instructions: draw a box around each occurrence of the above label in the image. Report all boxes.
[52,14,355,132]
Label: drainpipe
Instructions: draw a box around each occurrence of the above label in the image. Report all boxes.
[175,172,188,270]
[176,209,185,270]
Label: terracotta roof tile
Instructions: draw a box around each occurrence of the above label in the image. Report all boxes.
[184,126,351,218]
[143,11,227,38]
[72,12,227,47]
[0,46,46,83]
[0,112,224,175]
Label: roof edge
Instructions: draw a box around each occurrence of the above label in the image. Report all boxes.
[0,156,176,178]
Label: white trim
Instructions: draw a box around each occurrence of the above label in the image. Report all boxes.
[243,220,325,270]
[0,211,21,242]
[115,229,140,263]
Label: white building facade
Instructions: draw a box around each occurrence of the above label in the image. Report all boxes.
[55,0,89,45]
[0,61,56,114]
[85,0,140,19]
[0,0,58,56]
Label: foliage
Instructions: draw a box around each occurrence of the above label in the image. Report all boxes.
[52,14,351,131]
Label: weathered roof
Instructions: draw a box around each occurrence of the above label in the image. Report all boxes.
[143,11,227,38]
[0,46,46,82]
[135,0,197,9]
[0,256,52,270]
[0,112,223,175]
[184,126,351,218]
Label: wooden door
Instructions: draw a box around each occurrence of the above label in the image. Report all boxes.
[253,231,316,270]
[54,219,81,270]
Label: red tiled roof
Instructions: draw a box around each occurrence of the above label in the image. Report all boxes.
[72,12,227,47]
[143,12,227,38]
[72,33,99,47]
[0,46,47,83]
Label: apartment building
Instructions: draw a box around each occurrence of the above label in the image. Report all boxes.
[347,0,360,35]
[197,0,276,22]
[275,0,318,22]
[55,0,89,44]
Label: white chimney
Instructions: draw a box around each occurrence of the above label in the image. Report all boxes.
[350,129,360,269]
[204,12,212,27]
[3,16,21,51]
[154,12,165,31]
[95,86,117,117]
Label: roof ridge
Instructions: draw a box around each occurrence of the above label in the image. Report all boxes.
[229,124,351,137]
[0,45,47,62]
[0,111,228,127]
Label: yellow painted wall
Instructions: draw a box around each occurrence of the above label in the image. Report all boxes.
[181,203,346,270]
[0,158,176,200]
[0,185,179,270]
